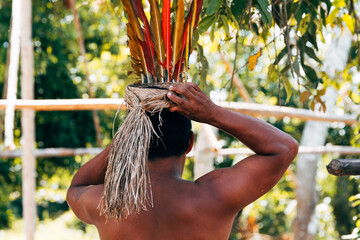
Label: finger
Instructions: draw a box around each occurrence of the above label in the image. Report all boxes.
[169,106,180,112]
[169,84,194,99]
[188,82,201,92]
[169,106,190,118]
[169,85,186,96]
[167,92,189,107]
[187,84,201,97]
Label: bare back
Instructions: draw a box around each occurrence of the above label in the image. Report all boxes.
[67,83,298,240]
[89,178,235,240]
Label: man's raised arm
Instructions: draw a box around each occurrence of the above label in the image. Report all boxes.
[66,145,111,223]
[167,83,298,212]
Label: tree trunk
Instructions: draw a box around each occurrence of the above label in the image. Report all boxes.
[293,88,337,240]
[70,0,103,147]
[194,124,217,179]
[327,159,360,176]
[4,0,22,150]
[21,0,36,239]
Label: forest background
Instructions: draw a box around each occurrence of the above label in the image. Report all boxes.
[0,0,360,239]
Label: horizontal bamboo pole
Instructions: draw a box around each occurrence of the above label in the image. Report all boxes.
[0,99,358,124]
[219,101,358,125]
[1,146,359,158]
[0,98,126,111]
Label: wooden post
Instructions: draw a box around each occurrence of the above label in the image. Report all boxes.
[21,0,36,239]
[293,88,337,240]
[194,124,217,179]
[327,159,360,176]
[4,0,22,150]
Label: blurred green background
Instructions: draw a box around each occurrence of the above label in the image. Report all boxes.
[0,0,360,239]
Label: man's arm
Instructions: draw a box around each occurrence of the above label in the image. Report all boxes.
[66,145,111,224]
[167,83,298,213]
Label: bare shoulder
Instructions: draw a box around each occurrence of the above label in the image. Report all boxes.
[194,150,297,214]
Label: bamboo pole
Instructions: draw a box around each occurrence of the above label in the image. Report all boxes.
[0,98,125,111]
[0,16,13,143]
[21,0,36,239]
[1,145,359,158]
[0,99,357,125]
[4,0,22,150]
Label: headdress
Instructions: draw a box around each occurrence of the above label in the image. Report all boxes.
[99,0,203,220]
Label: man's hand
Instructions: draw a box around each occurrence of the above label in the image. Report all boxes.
[169,82,298,212]
[167,83,219,124]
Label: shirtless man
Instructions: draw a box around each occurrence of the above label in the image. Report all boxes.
[67,83,299,240]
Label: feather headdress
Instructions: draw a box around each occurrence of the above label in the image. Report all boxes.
[124,0,203,83]
[99,0,203,221]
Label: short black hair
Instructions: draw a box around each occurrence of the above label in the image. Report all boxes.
[147,109,191,160]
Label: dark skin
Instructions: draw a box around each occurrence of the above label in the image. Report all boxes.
[67,83,299,240]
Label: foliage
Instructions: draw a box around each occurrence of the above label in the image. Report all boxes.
[0,0,359,239]
[194,0,360,111]
[0,0,128,230]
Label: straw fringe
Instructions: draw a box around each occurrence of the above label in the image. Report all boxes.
[99,83,176,220]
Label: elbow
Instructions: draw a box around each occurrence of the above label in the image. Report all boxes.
[66,187,74,209]
[281,137,299,163]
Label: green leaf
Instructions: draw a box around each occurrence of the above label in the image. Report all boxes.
[207,0,222,16]
[267,64,278,83]
[297,38,306,64]
[210,20,216,42]
[274,46,289,65]
[281,74,292,103]
[225,5,240,30]
[197,15,216,33]
[305,46,321,63]
[293,57,301,76]
[220,15,231,38]
[255,0,272,25]
[305,22,318,50]
[230,0,248,20]
[303,64,319,87]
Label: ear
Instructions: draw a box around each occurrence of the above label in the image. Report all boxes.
[186,131,195,154]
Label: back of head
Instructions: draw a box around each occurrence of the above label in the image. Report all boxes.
[148,109,191,160]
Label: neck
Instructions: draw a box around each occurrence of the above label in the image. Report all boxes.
[148,154,186,180]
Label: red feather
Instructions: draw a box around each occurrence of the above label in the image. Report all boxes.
[174,20,190,81]
[139,40,156,81]
[194,0,203,28]
[162,0,171,81]
[131,0,157,81]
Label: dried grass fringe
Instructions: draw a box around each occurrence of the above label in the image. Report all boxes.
[99,83,176,220]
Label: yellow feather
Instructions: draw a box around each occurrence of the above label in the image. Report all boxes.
[122,0,143,42]
[122,0,152,81]
[184,0,197,80]
[172,0,184,77]
[149,0,165,78]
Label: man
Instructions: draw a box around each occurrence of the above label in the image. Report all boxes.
[67,83,299,240]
